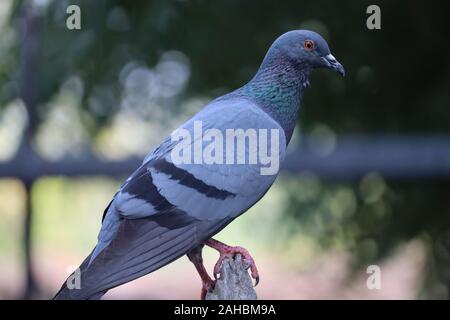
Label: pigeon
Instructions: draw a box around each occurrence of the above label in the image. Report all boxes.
[53,30,344,300]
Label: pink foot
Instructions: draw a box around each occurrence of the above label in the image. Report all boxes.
[204,238,260,286]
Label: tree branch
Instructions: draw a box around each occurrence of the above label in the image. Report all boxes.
[206,254,257,300]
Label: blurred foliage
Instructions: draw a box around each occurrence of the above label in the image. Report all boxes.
[0,0,449,298]
[2,0,449,132]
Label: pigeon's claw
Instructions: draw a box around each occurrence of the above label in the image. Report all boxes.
[204,238,260,287]
[254,275,260,287]
[212,261,221,280]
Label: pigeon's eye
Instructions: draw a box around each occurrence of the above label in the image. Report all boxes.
[304,40,315,51]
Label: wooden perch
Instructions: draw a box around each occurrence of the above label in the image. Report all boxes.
[206,254,257,300]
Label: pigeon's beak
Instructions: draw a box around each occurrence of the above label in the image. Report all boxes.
[322,54,345,77]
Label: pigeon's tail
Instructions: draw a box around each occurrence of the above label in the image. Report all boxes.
[52,211,229,300]
[53,251,106,300]
[52,217,209,300]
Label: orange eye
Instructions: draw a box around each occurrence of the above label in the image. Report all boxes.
[304,40,315,51]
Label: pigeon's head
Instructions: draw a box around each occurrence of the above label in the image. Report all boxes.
[267,30,345,77]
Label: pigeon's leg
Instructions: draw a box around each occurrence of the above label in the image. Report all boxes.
[204,238,259,286]
[187,244,215,300]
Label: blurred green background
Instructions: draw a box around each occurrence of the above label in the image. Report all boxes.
[0,0,449,299]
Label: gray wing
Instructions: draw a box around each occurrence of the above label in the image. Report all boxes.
[70,98,286,298]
